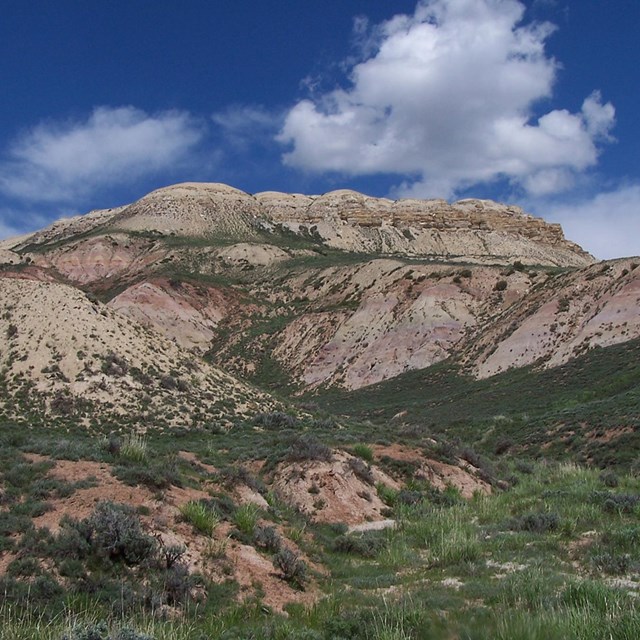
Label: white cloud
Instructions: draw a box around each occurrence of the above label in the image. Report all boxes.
[279,0,615,199]
[0,106,204,203]
[542,185,640,260]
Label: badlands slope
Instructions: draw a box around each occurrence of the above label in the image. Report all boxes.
[0,274,278,427]
[1,181,638,400]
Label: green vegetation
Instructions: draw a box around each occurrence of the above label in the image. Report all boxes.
[0,453,638,638]
[179,500,220,536]
[315,336,640,469]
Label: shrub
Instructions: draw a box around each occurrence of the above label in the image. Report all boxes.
[219,465,266,494]
[273,548,307,588]
[514,459,535,475]
[159,542,186,569]
[254,525,282,553]
[601,493,640,514]
[494,438,513,455]
[253,411,297,430]
[599,470,620,488]
[347,457,375,485]
[179,500,220,536]
[510,511,560,533]
[61,623,154,640]
[285,435,333,463]
[101,352,128,377]
[494,280,508,291]
[113,464,176,491]
[51,517,92,559]
[333,532,387,558]
[591,552,632,575]
[7,556,41,577]
[87,502,157,565]
[161,562,195,606]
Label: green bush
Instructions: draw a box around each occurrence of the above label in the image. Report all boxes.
[233,503,260,536]
[494,279,508,291]
[113,459,180,491]
[510,512,560,533]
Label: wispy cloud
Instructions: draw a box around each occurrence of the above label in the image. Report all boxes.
[0,106,204,204]
[279,0,615,200]
[212,105,283,152]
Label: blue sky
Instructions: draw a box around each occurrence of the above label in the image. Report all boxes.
[1,0,639,258]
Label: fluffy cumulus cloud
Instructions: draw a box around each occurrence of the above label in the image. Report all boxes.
[279,0,615,199]
[0,106,203,203]
[543,185,640,260]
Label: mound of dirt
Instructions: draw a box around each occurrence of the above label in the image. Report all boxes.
[271,450,399,525]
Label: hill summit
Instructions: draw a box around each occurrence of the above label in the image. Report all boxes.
[5,182,592,267]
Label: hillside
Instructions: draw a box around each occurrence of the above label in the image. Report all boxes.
[0,274,278,428]
[1,182,639,638]
[0,182,637,401]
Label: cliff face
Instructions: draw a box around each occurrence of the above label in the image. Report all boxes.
[256,189,592,267]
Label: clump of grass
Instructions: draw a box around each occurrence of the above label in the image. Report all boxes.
[351,444,374,463]
[233,503,260,537]
[407,505,481,567]
[179,501,220,536]
[120,433,148,463]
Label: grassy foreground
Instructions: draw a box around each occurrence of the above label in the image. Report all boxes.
[1,456,638,639]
